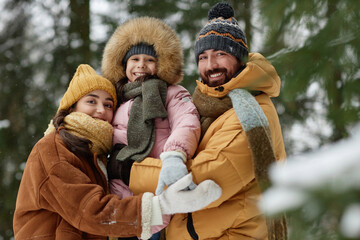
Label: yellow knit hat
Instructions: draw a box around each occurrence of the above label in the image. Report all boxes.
[58,64,117,112]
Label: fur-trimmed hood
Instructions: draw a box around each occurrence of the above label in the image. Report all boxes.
[101,17,184,85]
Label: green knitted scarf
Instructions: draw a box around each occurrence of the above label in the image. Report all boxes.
[192,87,233,138]
[116,78,168,162]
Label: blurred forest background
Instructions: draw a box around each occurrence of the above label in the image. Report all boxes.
[0,0,359,239]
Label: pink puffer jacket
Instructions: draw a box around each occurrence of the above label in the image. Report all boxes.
[112,84,201,160]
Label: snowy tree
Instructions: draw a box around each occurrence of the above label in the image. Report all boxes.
[260,124,360,239]
[258,0,360,154]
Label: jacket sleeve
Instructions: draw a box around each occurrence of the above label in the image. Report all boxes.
[112,101,130,146]
[188,110,256,209]
[163,85,200,159]
[38,150,144,238]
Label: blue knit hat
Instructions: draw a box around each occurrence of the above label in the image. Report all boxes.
[194,2,249,64]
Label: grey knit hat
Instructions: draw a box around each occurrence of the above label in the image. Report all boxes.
[194,2,248,64]
[122,43,157,65]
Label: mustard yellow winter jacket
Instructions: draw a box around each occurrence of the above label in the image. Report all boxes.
[128,53,286,239]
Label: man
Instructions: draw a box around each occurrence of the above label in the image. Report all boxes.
[121,2,287,239]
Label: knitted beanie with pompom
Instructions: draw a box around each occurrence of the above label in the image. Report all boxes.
[194,2,248,64]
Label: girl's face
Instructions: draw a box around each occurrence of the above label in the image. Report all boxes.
[72,90,114,123]
[126,54,157,82]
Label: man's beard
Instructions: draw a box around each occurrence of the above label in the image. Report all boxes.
[201,68,231,87]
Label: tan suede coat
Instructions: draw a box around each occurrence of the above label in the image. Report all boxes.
[13,132,144,240]
[127,53,286,239]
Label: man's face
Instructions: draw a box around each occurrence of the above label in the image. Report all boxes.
[198,49,242,87]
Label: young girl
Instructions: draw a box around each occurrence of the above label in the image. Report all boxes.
[13,64,221,240]
[101,16,201,239]
[102,16,200,192]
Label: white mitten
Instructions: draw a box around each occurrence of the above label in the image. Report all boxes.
[155,173,222,214]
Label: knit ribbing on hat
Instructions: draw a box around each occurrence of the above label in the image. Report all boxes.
[58,64,117,112]
[194,2,248,64]
[123,43,157,65]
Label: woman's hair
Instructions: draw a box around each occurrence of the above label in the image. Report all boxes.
[52,109,92,159]
[115,74,158,105]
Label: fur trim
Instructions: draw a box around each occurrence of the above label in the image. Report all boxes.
[102,17,183,85]
[141,192,154,240]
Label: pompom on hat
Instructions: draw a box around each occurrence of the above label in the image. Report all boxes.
[194,2,249,64]
[58,64,117,112]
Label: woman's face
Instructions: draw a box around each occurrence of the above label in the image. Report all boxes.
[72,90,114,123]
[126,54,157,82]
